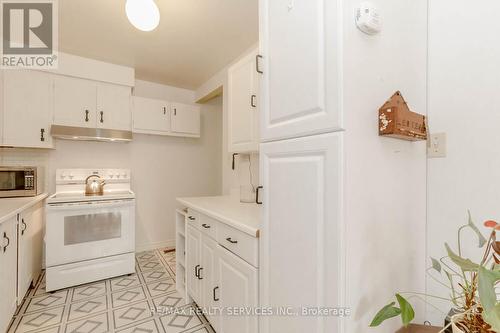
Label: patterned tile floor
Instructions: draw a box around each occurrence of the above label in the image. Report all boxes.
[8,249,215,333]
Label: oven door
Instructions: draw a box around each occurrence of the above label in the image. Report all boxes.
[45,199,135,267]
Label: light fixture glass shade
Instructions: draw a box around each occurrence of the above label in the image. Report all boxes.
[126,0,160,32]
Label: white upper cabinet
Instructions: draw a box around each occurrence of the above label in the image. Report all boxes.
[2,70,53,148]
[171,102,200,136]
[259,132,341,333]
[96,82,132,131]
[54,75,132,131]
[132,97,200,138]
[54,75,97,128]
[227,49,259,152]
[132,96,170,134]
[259,0,341,141]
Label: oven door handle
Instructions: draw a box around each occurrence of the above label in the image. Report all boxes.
[47,200,134,210]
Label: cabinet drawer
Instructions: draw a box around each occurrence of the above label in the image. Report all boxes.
[198,214,218,239]
[217,222,258,267]
[186,209,199,228]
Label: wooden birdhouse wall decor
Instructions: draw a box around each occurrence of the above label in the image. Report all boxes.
[378,91,427,141]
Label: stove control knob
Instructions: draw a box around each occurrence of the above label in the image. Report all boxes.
[69,173,74,179]
[115,173,120,179]
[122,173,127,178]
[61,172,66,179]
[109,173,114,179]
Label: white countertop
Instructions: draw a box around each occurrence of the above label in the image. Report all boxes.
[0,193,49,224]
[177,196,261,237]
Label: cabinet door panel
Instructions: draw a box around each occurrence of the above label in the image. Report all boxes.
[18,210,33,303]
[260,132,341,333]
[3,70,53,148]
[186,225,202,304]
[97,83,131,131]
[259,0,341,140]
[171,103,200,136]
[227,50,259,152]
[217,248,258,333]
[200,236,219,330]
[54,76,96,128]
[0,217,18,333]
[132,97,170,134]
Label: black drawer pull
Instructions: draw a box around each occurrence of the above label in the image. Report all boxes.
[21,219,27,235]
[213,286,220,301]
[226,237,238,244]
[256,186,263,205]
[202,224,211,229]
[195,264,200,278]
[198,267,203,280]
[3,232,10,252]
[188,216,195,221]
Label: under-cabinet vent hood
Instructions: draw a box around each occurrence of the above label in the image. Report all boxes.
[50,125,133,142]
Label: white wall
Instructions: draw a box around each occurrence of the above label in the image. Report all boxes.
[0,79,222,252]
[343,0,428,331]
[195,44,260,197]
[426,0,500,325]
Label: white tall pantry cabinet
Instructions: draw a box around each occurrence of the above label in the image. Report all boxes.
[258,0,343,333]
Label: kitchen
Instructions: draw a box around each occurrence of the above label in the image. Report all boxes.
[2,1,499,333]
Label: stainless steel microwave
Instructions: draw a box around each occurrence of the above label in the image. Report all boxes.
[0,166,43,198]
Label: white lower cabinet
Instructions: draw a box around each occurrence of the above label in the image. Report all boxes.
[0,202,44,333]
[17,203,44,305]
[185,211,259,333]
[0,216,18,333]
[259,132,341,333]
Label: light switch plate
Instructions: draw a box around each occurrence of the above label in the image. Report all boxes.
[427,133,447,158]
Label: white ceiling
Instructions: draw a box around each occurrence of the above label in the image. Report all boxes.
[59,0,258,89]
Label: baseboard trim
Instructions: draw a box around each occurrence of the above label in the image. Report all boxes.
[135,239,175,253]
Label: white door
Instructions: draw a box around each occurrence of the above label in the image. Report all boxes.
[200,235,219,330]
[53,75,97,128]
[132,97,170,134]
[227,49,259,152]
[186,225,202,304]
[3,70,53,148]
[259,0,341,141]
[0,216,18,333]
[217,247,258,333]
[170,103,200,136]
[18,209,33,303]
[96,82,132,131]
[259,132,342,333]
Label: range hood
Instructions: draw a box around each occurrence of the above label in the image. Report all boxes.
[50,125,133,142]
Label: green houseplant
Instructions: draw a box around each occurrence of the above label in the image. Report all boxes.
[369,212,500,332]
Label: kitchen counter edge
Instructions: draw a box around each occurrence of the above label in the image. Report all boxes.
[0,193,49,225]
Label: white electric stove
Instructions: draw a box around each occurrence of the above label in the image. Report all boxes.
[45,169,136,292]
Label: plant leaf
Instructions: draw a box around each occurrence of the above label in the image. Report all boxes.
[444,270,458,306]
[445,243,479,271]
[478,265,500,312]
[369,302,401,327]
[396,294,415,327]
[483,303,500,332]
[467,210,487,247]
[493,242,500,256]
[430,257,442,273]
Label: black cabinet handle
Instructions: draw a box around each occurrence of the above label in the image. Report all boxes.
[40,128,45,142]
[163,106,166,115]
[85,110,89,122]
[188,216,195,221]
[251,94,257,108]
[3,232,10,252]
[21,218,27,236]
[226,237,238,244]
[256,54,263,74]
[256,186,263,204]
[213,286,220,302]
[202,224,211,229]
[174,108,177,116]
[195,264,200,278]
[100,111,104,123]
[198,267,203,280]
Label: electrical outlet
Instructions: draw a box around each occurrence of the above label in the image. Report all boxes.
[427,133,447,158]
